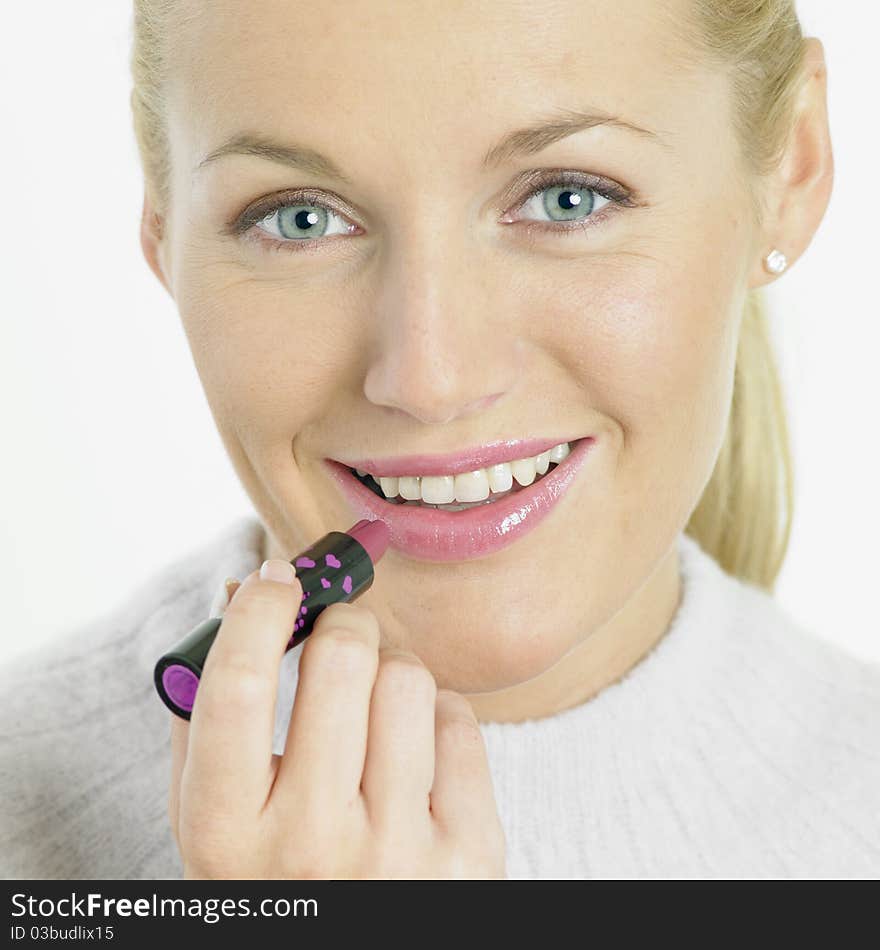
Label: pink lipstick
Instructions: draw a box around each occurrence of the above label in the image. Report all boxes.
[325,436,596,562]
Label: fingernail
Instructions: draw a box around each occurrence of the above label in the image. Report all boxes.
[260,558,297,585]
[225,578,241,603]
[209,576,238,616]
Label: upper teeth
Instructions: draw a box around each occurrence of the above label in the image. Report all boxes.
[355,441,572,503]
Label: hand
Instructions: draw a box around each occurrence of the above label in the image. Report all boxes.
[168,562,507,879]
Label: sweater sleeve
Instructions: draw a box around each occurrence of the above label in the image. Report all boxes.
[0,516,268,880]
[0,589,190,880]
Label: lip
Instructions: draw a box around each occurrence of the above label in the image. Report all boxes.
[323,436,596,562]
[333,436,581,478]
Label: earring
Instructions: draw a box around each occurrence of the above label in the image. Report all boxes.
[764,249,788,275]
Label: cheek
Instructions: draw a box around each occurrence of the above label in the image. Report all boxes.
[595,266,738,439]
[533,254,742,506]
[174,264,359,439]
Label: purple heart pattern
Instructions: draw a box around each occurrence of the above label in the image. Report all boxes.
[290,545,355,641]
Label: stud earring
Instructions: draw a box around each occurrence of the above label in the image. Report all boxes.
[764,249,788,275]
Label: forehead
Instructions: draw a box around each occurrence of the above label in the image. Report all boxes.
[167,0,719,175]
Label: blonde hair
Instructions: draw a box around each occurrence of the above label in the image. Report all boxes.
[129,0,807,591]
[677,1,806,591]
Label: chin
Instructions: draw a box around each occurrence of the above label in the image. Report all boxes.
[403,616,580,695]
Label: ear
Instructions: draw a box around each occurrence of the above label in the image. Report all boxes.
[749,36,835,289]
[140,191,174,297]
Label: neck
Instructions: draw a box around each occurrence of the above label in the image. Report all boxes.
[466,543,682,722]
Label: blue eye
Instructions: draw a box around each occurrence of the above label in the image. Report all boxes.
[505,171,633,237]
[517,183,610,224]
[231,171,633,254]
[258,201,355,245]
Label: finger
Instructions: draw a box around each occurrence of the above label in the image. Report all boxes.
[273,602,380,813]
[186,562,303,822]
[360,649,437,829]
[429,690,501,839]
[168,714,189,847]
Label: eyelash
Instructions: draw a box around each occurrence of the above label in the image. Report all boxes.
[229,170,637,255]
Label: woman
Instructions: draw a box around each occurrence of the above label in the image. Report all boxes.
[2,0,876,879]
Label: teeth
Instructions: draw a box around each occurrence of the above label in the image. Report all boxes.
[510,455,537,487]
[486,462,513,494]
[422,475,456,505]
[362,441,573,504]
[398,476,421,500]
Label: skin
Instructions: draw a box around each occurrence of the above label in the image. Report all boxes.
[143,0,833,877]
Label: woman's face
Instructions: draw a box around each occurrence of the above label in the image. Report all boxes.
[150,0,763,715]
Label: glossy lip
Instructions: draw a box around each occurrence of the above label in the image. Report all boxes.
[332,436,581,478]
[323,436,596,563]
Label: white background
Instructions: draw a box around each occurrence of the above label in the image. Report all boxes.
[1,1,877,667]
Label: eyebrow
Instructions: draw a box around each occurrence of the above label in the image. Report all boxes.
[194,106,668,179]
[482,107,669,168]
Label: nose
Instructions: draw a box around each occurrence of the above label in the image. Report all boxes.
[362,240,525,426]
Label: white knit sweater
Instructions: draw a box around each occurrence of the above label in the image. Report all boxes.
[1,515,878,879]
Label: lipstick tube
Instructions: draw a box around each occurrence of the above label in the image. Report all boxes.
[154,518,390,720]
